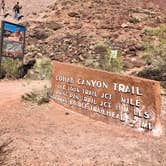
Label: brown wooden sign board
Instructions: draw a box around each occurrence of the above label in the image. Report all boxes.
[50,61,161,133]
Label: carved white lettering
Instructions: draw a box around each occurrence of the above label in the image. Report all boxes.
[121,97,141,107]
[144,112,150,119]
[82,89,97,97]
[113,83,143,96]
[100,101,111,108]
[101,93,112,99]
[78,79,108,89]
[56,75,74,83]
[83,96,97,104]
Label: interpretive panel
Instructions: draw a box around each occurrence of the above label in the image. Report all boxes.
[1,21,26,59]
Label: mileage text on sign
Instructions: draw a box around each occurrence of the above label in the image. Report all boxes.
[51,62,161,132]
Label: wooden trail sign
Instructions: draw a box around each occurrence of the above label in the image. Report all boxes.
[51,62,161,134]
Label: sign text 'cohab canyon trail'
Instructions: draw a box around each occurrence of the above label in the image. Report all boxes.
[51,61,162,134]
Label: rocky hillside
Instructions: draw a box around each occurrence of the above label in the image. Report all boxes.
[2,0,166,87]
[5,0,53,16]
[26,2,165,62]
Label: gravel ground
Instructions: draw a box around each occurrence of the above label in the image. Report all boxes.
[0,80,166,166]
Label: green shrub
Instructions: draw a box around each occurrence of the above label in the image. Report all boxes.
[1,57,22,79]
[27,57,52,80]
[85,44,123,73]
[142,25,166,65]
[138,25,166,87]
[144,25,166,37]
[22,85,50,105]
[129,17,140,24]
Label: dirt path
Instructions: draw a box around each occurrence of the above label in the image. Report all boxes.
[0,0,54,23]
[5,0,53,16]
[0,80,166,166]
[0,80,49,106]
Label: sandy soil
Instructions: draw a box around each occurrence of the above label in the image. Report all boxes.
[3,0,166,22]
[0,0,54,23]
[0,80,166,166]
[5,0,53,16]
[152,0,166,10]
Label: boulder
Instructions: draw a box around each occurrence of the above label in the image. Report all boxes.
[45,21,63,31]
[29,28,50,40]
[68,12,80,18]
